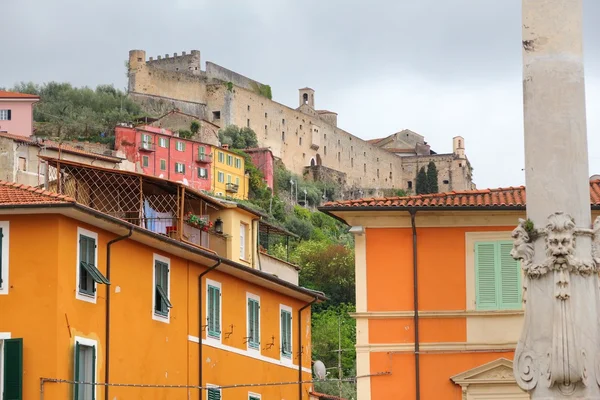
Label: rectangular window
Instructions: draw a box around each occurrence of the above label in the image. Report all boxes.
[1,337,23,400]
[218,172,224,183]
[17,157,26,171]
[247,295,260,350]
[0,110,11,121]
[153,258,172,319]
[160,159,166,171]
[227,174,232,184]
[475,241,521,310]
[73,337,96,400]
[282,132,285,142]
[227,155,233,166]
[280,307,292,358]
[218,152,224,163]
[235,177,240,186]
[240,223,247,260]
[0,222,8,295]
[247,119,250,128]
[249,394,260,400]
[299,137,302,146]
[207,282,221,339]
[198,167,208,179]
[176,141,185,152]
[235,158,241,169]
[212,111,221,121]
[175,162,185,174]
[77,230,109,302]
[142,156,149,168]
[198,146,206,161]
[142,134,152,144]
[158,137,168,148]
[207,387,221,400]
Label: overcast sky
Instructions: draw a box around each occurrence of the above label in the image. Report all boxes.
[3,0,600,189]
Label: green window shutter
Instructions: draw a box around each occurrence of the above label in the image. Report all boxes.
[248,299,259,348]
[207,388,221,400]
[74,342,80,400]
[91,345,96,400]
[475,242,498,309]
[254,301,260,346]
[281,310,291,356]
[208,285,221,337]
[3,338,23,400]
[499,241,522,309]
[155,261,171,315]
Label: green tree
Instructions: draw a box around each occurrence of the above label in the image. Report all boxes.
[426,161,439,194]
[416,166,428,195]
[190,121,200,135]
[218,125,258,149]
[178,130,193,139]
[396,189,408,197]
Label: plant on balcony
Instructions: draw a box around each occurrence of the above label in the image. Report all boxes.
[184,212,213,232]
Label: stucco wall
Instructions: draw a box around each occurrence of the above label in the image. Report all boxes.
[0,100,36,136]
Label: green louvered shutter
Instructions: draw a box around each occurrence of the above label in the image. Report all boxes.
[248,299,259,348]
[91,345,96,400]
[499,241,522,309]
[207,388,221,400]
[74,342,80,400]
[475,242,498,309]
[3,338,23,400]
[208,286,221,338]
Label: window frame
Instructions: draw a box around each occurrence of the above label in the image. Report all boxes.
[240,223,247,260]
[206,279,222,342]
[158,137,168,148]
[76,228,101,304]
[248,393,261,400]
[142,155,149,168]
[176,141,186,152]
[175,162,185,174]
[152,254,172,323]
[280,304,293,362]
[227,155,233,166]
[73,336,97,400]
[0,221,9,295]
[235,158,241,169]
[0,110,10,121]
[198,167,208,179]
[160,159,167,171]
[218,172,224,183]
[246,293,260,352]
[206,384,222,400]
[218,152,224,163]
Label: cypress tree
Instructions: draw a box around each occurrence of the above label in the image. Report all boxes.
[416,167,428,195]
[426,161,439,194]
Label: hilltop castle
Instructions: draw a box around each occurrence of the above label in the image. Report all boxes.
[127,49,475,196]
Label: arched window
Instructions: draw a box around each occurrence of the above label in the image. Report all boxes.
[303,93,308,104]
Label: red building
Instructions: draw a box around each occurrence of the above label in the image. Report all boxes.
[115,125,213,192]
[244,147,274,190]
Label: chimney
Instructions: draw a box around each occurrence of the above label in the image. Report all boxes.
[222,144,229,150]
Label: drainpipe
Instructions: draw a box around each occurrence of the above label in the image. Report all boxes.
[298,297,318,400]
[105,227,133,400]
[252,218,261,270]
[198,258,222,396]
[409,209,420,400]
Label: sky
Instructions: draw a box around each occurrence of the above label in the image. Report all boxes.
[3,0,600,189]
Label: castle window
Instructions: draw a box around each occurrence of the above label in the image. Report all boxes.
[351,158,354,167]
[303,93,308,104]
[212,111,221,121]
[377,169,380,178]
[299,137,302,146]
[248,105,250,111]
[247,119,250,128]
[408,181,413,189]
[364,151,366,157]
[338,139,340,145]
[377,158,379,162]
[265,112,268,118]
[389,171,392,179]
[338,152,340,161]
[324,146,327,155]
[137,57,142,62]
[282,132,285,142]
[364,164,366,174]
[443,180,449,184]
[459,163,462,167]
[324,134,327,140]
[300,125,303,130]
[282,118,285,125]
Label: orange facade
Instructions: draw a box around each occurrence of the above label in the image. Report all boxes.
[0,210,319,400]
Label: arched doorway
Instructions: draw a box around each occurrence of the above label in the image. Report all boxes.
[310,158,316,167]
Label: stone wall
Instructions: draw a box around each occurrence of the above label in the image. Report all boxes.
[206,62,266,92]
[145,50,201,75]
[129,93,207,119]
[401,153,473,193]
[149,114,219,146]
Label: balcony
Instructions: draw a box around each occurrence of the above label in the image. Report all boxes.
[259,251,299,285]
[226,183,239,193]
[196,153,213,163]
[139,142,156,152]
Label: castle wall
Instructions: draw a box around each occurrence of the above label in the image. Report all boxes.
[145,51,201,75]
[129,92,207,119]
[401,154,473,194]
[206,62,266,92]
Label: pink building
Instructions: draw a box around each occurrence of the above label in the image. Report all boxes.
[244,147,274,190]
[115,125,213,192]
[0,90,40,136]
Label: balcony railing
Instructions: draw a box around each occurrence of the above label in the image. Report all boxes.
[196,153,213,163]
[139,142,156,152]
[226,183,239,193]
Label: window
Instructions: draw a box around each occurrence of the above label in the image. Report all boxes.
[176,141,185,152]
[364,164,366,174]
[207,281,222,339]
[160,159,166,171]
[218,172,224,183]
[0,110,11,121]
[158,137,168,148]
[247,119,250,128]
[247,294,260,350]
[235,158,242,169]
[227,174,232,184]
[351,158,354,167]
[240,223,247,260]
[247,105,250,111]
[0,222,8,295]
[408,181,413,189]
[1,337,23,400]
[249,394,261,400]
[377,169,379,178]
[280,306,292,359]
[77,229,109,303]
[142,156,149,168]
[212,111,221,121]
[443,180,449,184]
[17,157,26,171]
[475,241,521,310]
[175,162,185,174]
[299,137,302,146]
[153,256,172,319]
[218,152,224,163]
[282,118,285,125]
[227,155,233,166]
[324,146,327,155]
[141,134,152,150]
[198,146,206,161]
[300,125,303,130]
[338,139,340,145]
[282,132,285,142]
[74,338,97,400]
[265,112,268,118]
[235,177,240,186]
[207,387,222,400]
[198,167,208,179]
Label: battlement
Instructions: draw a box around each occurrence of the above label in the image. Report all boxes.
[129,49,201,75]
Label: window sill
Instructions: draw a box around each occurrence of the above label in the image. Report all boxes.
[152,312,170,323]
[76,291,97,304]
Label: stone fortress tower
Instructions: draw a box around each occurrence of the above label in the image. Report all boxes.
[127,49,475,197]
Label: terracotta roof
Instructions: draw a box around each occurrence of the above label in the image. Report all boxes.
[309,392,347,400]
[0,132,122,162]
[317,110,338,115]
[0,181,74,205]
[321,181,600,209]
[367,138,384,144]
[384,148,417,153]
[0,90,40,99]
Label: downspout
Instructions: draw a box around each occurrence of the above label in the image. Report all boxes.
[252,218,261,271]
[298,297,318,400]
[105,227,133,400]
[198,258,222,396]
[410,209,421,400]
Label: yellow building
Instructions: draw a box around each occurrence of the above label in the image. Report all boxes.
[211,144,249,200]
[0,158,325,400]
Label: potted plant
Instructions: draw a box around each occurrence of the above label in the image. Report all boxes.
[185,212,214,232]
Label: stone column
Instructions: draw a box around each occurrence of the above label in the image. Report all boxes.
[512,0,600,398]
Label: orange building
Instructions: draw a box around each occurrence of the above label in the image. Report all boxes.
[0,160,325,400]
[321,183,600,399]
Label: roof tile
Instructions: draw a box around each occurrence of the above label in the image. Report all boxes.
[0,90,40,99]
[0,180,74,205]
